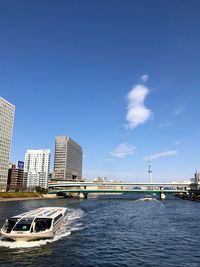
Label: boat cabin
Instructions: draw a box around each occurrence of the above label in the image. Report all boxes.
[2,207,67,234]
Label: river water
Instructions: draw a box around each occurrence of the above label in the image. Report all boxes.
[0,195,200,267]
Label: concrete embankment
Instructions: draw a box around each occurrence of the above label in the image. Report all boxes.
[0,193,62,202]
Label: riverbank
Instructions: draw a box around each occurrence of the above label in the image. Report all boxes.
[0,192,62,202]
[174,193,200,202]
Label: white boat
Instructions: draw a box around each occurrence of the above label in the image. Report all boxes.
[0,207,67,241]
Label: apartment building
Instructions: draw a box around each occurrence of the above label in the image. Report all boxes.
[24,149,50,189]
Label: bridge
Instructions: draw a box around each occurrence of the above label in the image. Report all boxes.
[48,180,195,199]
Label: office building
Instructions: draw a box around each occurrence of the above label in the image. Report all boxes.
[0,97,15,191]
[53,136,82,180]
[194,171,200,183]
[7,161,24,191]
[24,149,50,189]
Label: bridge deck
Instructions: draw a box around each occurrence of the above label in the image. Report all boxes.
[48,189,187,194]
[48,182,191,187]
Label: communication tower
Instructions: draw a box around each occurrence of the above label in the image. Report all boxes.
[148,160,153,184]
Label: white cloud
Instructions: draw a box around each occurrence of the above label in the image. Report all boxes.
[144,150,178,161]
[141,74,149,82]
[126,84,152,129]
[110,143,136,159]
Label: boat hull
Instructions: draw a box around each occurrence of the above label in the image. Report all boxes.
[1,230,54,241]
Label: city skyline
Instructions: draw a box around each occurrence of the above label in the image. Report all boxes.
[1,1,200,182]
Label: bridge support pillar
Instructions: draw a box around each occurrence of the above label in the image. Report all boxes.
[79,192,88,199]
[159,188,165,200]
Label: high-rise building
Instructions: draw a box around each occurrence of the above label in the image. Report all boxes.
[53,136,82,180]
[7,161,24,191]
[194,171,200,183]
[24,149,50,189]
[0,97,15,191]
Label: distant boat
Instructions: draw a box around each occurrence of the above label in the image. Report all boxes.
[143,195,154,201]
[0,207,67,242]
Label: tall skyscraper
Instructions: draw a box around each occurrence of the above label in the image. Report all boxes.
[53,136,82,180]
[0,97,15,191]
[24,149,50,189]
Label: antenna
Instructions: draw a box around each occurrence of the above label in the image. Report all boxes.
[148,160,153,184]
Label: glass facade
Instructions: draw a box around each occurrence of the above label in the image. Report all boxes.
[53,136,82,180]
[0,97,15,191]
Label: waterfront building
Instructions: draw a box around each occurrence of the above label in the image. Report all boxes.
[0,97,15,191]
[194,171,200,182]
[7,161,24,191]
[53,136,82,180]
[24,149,50,189]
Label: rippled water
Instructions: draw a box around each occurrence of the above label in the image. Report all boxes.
[0,195,200,267]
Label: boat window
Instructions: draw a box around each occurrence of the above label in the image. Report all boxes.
[34,218,52,232]
[53,214,63,225]
[3,218,19,233]
[13,219,33,232]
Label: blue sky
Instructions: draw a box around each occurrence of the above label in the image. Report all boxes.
[1,0,200,182]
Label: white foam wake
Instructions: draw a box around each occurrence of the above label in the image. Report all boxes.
[0,208,84,249]
[135,198,162,204]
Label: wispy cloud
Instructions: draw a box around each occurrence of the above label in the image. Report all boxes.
[159,121,173,128]
[141,74,149,82]
[109,143,136,159]
[125,83,152,129]
[173,107,183,115]
[144,150,178,161]
[174,140,181,145]
[106,158,118,162]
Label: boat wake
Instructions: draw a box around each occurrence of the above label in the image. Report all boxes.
[135,197,161,203]
[0,208,84,249]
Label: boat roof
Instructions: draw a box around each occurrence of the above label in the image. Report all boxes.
[11,207,67,220]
